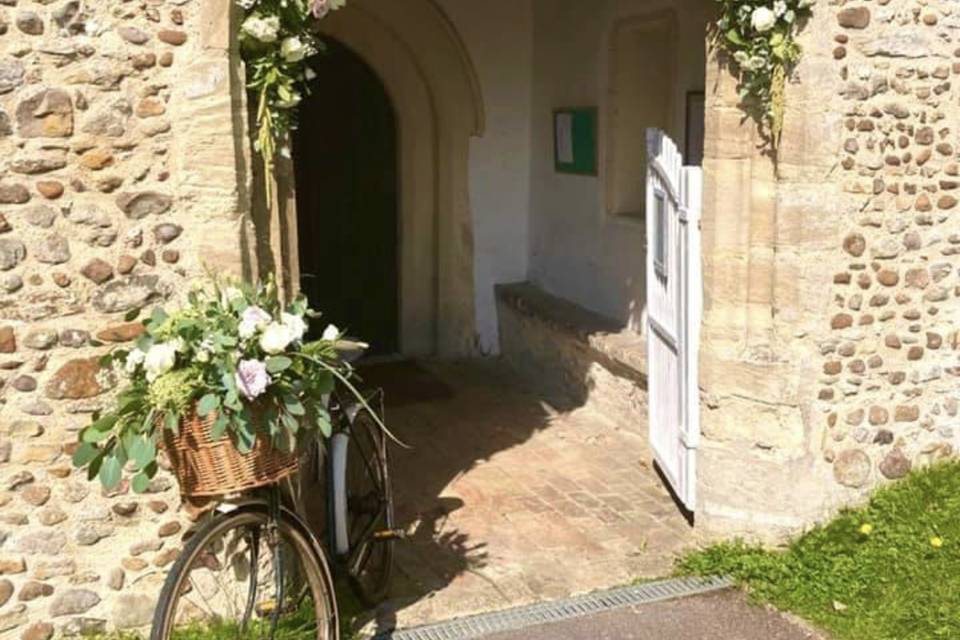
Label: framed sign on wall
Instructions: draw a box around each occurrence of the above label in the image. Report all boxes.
[554,107,598,175]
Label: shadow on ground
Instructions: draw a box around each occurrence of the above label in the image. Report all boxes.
[305,359,695,636]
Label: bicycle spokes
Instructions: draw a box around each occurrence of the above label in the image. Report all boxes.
[163,518,327,640]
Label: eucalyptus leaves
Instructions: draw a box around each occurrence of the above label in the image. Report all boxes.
[238,0,347,192]
[715,0,814,146]
[72,277,351,493]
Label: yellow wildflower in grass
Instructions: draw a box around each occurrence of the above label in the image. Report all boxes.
[859,523,873,535]
[930,536,944,549]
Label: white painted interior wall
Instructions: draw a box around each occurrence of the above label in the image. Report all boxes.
[436,0,534,354]
[528,0,712,331]
[434,0,711,351]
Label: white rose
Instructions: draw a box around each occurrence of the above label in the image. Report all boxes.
[751,6,777,32]
[321,324,340,341]
[281,312,307,342]
[281,36,309,63]
[125,348,145,375]
[260,323,294,355]
[241,15,280,43]
[144,343,177,382]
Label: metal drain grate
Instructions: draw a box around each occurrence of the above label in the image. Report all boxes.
[374,575,732,640]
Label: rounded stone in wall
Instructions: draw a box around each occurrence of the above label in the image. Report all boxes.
[0,579,12,607]
[49,589,100,617]
[879,448,911,480]
[837,6,870,29]
[833,448,871,488]
[33,234,70,265]
[17,581,53,602]
[0,239,26,270]
[112,592,155,630]
[21,622,54,640]
[843,232,866,257]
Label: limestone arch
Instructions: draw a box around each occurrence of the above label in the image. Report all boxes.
[277,0,484,357]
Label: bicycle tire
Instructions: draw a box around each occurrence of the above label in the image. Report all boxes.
[338,407,395,606]
[150,502,339,640]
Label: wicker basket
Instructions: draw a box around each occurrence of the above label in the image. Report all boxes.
[163,407,299,497]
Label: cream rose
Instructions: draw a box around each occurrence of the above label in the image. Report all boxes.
[260,322,294,355]
[281,37,309,63]
[751,6,777,32]
[144,343,177,382]
[241,15,280,43]
[282,312,307,342]
[321,324,340,341]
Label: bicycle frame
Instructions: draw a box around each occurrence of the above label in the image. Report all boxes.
[326,387,388,572]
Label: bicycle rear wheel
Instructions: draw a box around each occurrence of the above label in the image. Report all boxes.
[150,503,338,640]
[342,407,395,605]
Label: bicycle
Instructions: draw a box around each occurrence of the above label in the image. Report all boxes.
[150,359,397,640]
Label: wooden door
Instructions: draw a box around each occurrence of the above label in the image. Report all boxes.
[293,39,399,355]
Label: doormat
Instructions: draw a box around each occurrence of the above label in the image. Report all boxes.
[372,575,732,639]
[358,361,455,407]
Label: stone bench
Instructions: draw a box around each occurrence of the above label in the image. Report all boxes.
[495,282,648,429]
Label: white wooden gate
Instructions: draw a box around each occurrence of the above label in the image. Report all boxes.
[645,128,702,512]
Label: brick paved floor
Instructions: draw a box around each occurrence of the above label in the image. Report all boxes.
[357,360,697,633]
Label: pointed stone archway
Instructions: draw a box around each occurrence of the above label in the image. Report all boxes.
[265,0,485,357]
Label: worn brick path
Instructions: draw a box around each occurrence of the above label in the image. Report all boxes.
[357,360,696,633]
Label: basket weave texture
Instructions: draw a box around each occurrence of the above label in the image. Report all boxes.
[163,407,299,497]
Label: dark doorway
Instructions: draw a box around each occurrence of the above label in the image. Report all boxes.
[294,39,399,356]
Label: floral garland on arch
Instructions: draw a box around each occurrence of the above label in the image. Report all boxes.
[237,0,347,199]
[714,0,814,148]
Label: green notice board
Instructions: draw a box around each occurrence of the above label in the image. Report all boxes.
[554,107,598,176]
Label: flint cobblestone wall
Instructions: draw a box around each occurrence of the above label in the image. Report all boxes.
[0,0,250,636]
[816,0,960,491]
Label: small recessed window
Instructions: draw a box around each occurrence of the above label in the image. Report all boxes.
[653,190,668,279]
[605,12,676,219]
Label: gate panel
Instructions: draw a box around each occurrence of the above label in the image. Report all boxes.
[645,129,702,512]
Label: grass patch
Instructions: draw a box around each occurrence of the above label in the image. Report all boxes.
[677,461,960,640]
[91,585,369,640]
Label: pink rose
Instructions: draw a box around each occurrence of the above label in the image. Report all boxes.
[310,0,345,19]
[236,359,270,400]
[310,0,331,18]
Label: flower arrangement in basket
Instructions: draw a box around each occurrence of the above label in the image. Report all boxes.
[72,277,362,497]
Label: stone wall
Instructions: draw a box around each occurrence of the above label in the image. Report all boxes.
[697,0,960,539]
[817,1,960,492]
[0,0,250,636]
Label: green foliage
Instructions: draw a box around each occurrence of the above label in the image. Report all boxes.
[678,462,960,639]
[713,0,814,147]
[73,275,359,493]
[237,0,347,194]
[86,589,363,640]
